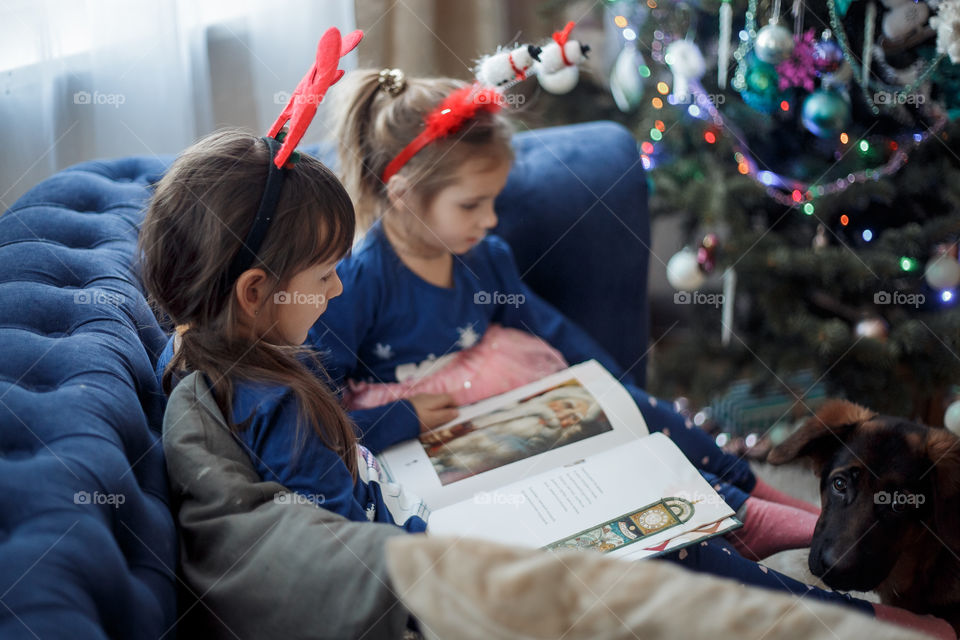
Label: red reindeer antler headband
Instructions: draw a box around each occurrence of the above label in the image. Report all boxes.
[379,22,589,183]
[222,26,362,295]
[267,28,363,167]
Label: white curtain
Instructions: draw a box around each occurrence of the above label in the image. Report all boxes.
[0,0,355,208]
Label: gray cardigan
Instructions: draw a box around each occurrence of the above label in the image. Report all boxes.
[162,371,415,639]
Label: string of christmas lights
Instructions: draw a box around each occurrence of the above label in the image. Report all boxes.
[688,80,949,207]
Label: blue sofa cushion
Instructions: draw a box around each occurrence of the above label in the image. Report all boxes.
[493,122,649,382]
[0,159,176,639]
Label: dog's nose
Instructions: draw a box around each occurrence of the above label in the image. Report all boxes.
[809,545,845,577]
[820,547,842,571]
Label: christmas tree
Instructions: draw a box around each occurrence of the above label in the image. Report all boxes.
[542,0,960,426]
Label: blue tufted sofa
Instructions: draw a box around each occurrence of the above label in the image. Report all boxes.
[0,121,649,639]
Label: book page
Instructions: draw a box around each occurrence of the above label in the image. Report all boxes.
[377,360,649,510]
[427,434,736,560]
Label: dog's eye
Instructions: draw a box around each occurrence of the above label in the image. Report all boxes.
[831,477,847,494]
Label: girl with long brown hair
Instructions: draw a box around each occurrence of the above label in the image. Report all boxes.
[140,127,426,531]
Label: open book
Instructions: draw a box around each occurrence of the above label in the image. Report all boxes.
[377,360,741,560]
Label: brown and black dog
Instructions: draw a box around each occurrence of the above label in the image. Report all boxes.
[768,399,960,631]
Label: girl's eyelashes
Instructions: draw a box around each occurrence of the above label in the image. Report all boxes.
[460,202,480,211]
[317,266,336,282]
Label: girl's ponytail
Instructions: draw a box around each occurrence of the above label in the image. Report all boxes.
[329,69,387,231]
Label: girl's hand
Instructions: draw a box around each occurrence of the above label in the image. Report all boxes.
[409,393,459,431]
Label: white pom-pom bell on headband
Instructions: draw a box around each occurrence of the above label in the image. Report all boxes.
[471,21,590,95]
[380,21,590,183]
[476,44,542,87]
[534,21,590,94]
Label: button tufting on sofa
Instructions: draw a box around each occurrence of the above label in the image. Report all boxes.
[0,157,178,639]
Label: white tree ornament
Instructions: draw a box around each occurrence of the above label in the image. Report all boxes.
[665,39,706,102]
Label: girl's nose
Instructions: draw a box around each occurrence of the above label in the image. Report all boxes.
[330,272,344,299]
[483,206,498,230]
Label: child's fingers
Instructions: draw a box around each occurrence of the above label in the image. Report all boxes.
[410,394,460,429]
[435,407,459,423]
[416,393,457,409]
[432,393,457,408]
[421,408,459,430]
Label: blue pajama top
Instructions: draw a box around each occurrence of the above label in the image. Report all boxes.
[230,376,426,532]
[306,219,632,454]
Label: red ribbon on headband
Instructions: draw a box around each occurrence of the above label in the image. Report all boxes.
[267,27,363,168]
[381,84,504,183]
[553,21,576,66]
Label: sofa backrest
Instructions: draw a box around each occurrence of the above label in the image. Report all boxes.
[0,121,648,638]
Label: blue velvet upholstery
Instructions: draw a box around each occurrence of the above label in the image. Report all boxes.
[0,158,176,640]
[0,121,648,638]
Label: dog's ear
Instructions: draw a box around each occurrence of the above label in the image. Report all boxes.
[767,399,874,471]
[926,429,960,552]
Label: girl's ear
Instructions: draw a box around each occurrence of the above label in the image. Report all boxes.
[385,174,411,210]
[234,268,270,320]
